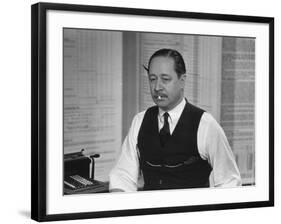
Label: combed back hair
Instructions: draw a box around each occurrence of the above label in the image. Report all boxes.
[144,48,186,78]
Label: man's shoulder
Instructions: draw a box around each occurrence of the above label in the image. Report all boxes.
[132,105,158,124]
[201,111,215,122]
[187,101,205,114]
[200,112,224,133]
[185,101,216,124]
[134,110,146,120]
[132,109,147,125]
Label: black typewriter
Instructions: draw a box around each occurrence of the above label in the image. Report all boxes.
[64,149,108,195]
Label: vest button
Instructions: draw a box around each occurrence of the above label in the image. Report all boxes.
[159,179,162,185]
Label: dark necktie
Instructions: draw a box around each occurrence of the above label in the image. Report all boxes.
[159,112,171,147]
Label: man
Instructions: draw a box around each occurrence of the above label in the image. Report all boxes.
[109,48,241,192]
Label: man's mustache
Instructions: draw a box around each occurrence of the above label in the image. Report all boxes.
[153,93,167,99]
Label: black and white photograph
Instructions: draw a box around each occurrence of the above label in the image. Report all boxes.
[63,29,255,195]
[2,0,281,224]
[30,2,274,222]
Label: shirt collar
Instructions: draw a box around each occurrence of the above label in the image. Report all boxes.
[158,98,186,123]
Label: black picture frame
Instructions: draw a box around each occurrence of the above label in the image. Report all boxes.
[31,2,274,222]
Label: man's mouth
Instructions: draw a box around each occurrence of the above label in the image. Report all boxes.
[154,94,167,100]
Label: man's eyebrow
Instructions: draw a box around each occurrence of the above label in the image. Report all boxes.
[160,73,171,77]
[148,73,170,77]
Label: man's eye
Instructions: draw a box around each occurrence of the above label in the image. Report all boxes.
[149,77,156,82]
[162,78,170,82]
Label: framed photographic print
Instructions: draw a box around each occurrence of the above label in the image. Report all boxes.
[31,2,274,222]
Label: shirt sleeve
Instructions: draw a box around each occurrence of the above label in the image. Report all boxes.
[109,112,145,192]
[198,113,242,187]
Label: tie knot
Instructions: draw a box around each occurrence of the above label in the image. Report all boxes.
[163,112,169,123]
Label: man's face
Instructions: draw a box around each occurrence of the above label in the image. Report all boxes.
[148,56,186,111]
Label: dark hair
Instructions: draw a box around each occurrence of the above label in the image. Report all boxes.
[144,48,186,78]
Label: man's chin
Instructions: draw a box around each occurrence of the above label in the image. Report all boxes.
[154,101,169,110]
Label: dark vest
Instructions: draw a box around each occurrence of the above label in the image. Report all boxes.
[137,101,212,190]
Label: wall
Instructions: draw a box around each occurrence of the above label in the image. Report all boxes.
[0,0,279,223]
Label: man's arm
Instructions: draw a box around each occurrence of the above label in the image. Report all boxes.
[109,112,144,192]
[198,113,242,187]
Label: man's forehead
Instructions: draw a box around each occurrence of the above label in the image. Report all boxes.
[149,57,175,73]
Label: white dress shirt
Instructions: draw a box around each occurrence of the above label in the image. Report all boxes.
[109,98,241,192]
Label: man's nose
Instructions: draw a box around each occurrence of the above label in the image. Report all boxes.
[154,79,163,91]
